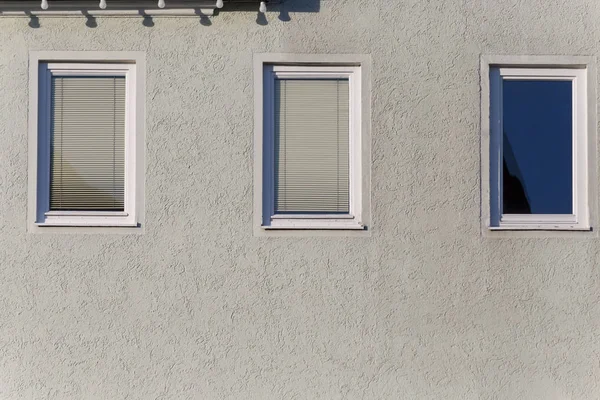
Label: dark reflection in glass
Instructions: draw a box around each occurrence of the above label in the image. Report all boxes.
[502,80,572,214]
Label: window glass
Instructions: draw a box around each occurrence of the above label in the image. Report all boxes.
[274,78,350,213]
[50,76,126,211]
[502,80,573,214]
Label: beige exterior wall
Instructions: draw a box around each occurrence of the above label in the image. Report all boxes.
[0,0,599,398]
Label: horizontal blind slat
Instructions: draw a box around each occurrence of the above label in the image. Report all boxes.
[51,76,126,211]
[275,79,350,213]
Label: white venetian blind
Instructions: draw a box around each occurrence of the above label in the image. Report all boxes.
[274,79,350,213]
[51,76,126,211]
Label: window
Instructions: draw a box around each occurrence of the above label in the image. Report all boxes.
[31,57,143,228]
[259,64,364,230]
[262,65,364,229]
[489,66,589,230]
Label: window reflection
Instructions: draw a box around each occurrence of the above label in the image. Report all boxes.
[502,80,573,214]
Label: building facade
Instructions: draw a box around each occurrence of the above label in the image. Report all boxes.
[0,0,599,398]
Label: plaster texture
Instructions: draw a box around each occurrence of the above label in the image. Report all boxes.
[1,0,600,398]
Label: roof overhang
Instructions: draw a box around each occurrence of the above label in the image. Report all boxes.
[0,0,274,17]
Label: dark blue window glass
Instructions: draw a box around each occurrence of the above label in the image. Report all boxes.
[502,80,573,214]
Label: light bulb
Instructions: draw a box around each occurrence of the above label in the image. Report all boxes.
[259,1,267,13]
[41,0,48,10]
[216,0,224,8]
[99,0,107,9]
[158,0,165,8]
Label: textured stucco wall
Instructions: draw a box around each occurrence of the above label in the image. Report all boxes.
[1,0,600,398]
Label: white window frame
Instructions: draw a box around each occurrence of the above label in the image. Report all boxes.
[35,62,138,227]
[489,66,589,230]
[261,64,363,230]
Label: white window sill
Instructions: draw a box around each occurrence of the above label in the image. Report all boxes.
[36,222,138,227]
[37,213,137,227]
[263,225,365,230]
[490,214,591,231]
[270,214,356,220]
[488,225,591,231]
[264,217,364,230]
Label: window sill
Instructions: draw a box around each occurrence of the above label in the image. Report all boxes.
[263,218,364,230]
[36,222,138,227]
[263,225,365,230]
[488,225,592,231]
[490,213,591,231]
[36,213,137,227]
[270,213,356,220]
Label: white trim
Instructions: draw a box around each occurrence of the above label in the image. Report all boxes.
[500,214,577,224]
[488,65,589,231]
[270,214,355,219]
[488,226,591,231]
[45,211,129,216]
[498,68,584,78]
[264,222,365,230]
[253,54,371,237]
[29,53,145,231]
[260,64,363,231]
[35,218,138,227]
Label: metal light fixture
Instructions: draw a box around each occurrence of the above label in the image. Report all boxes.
[36,0,267,15]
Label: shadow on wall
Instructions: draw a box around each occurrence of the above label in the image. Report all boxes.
[222,0,320,13]
[25,0,320,28]
[217,0,320,24]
